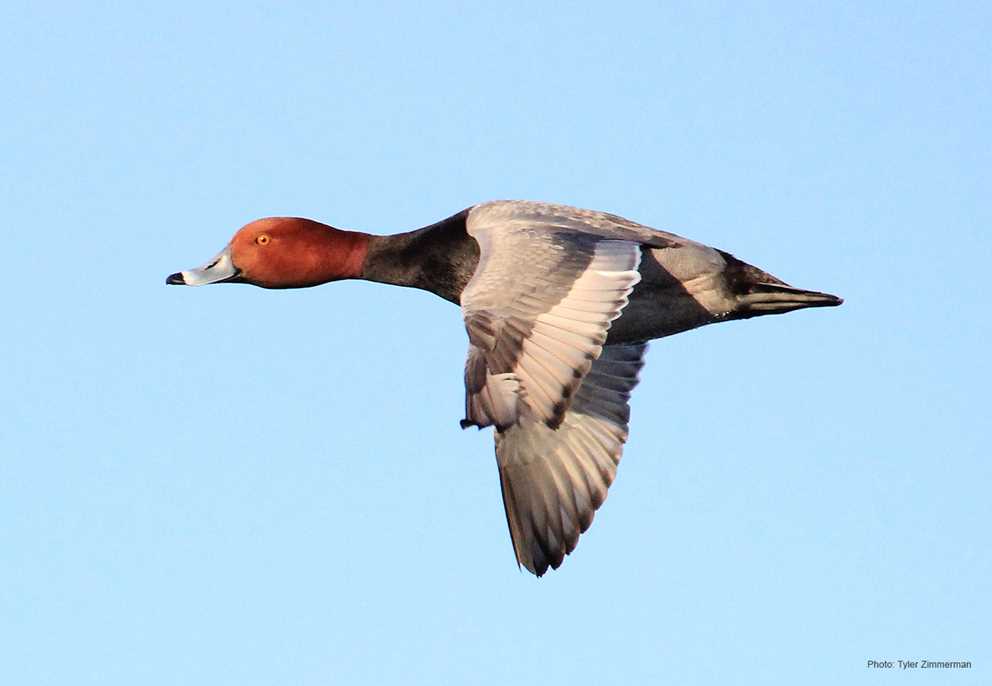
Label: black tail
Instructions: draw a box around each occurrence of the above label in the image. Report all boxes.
[737,282,843,316]
[718,250,843,318]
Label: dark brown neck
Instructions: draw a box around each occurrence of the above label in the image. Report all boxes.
[360,209,479,304]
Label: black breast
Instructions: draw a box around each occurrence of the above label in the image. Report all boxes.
[404,208,480,303]
[363,208,480,304]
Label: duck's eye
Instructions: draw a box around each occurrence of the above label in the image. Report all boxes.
[256,234,271,246]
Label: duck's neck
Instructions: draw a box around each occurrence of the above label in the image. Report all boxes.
[359,209,478,304]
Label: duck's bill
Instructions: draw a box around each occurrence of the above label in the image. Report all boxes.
[166,246,242,286]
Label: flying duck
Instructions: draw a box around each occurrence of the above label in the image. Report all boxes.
[167,200,842,576]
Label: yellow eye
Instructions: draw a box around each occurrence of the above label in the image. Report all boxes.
[256,234,271,246]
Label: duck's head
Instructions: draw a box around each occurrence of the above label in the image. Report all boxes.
[167,217,369,289]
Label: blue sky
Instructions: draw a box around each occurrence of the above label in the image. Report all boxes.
[2,2,989,684]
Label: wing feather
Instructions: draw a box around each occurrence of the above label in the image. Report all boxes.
[462,225,641,430]
[494,343,648,576]
[456,202,655,575]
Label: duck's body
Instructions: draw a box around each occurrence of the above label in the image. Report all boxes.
[169,200,842,576]
[358,201,836,343]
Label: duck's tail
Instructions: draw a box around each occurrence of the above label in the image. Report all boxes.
[718,250,843,318]
[737,282,843,316]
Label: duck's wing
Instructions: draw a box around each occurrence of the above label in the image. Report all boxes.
[469,200,687,249]
[495,343,647,576]
[460,203,644,431]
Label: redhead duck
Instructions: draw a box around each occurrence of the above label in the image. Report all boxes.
[168,200,842,576]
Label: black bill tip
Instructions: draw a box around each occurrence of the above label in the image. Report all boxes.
[166,272,186,285]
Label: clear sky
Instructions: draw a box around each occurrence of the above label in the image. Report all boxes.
[2,2,988,684]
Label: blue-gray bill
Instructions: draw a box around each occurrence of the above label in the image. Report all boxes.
[166,245,240,286]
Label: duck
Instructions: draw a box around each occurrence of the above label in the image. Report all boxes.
[167,200,842,576]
